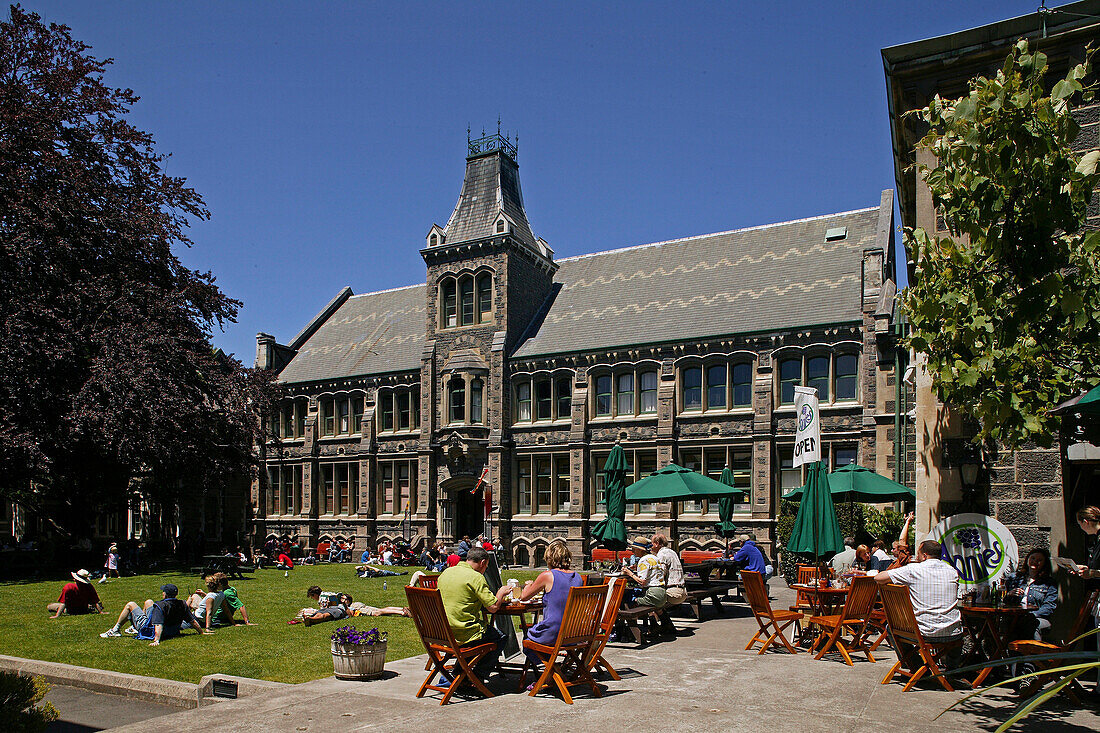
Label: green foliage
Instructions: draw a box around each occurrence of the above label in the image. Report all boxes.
[903,40,1099,448]
[778,500,909,581]
[0,672,59,733]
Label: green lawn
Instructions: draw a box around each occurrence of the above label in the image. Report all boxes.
[1,564,540,684]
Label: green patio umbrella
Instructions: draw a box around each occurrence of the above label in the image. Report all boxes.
[1052,384,1100,415]
[785,461,844,561]
[714,466,740,553]
[591,445,629,551]
[625,463,747,502]
[782,463,914,503]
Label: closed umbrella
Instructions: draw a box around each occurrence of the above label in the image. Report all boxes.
[786,461,844,562]
[714,466,740,554]
[591,445,629,551]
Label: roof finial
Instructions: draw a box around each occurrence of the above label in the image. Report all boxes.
[497,116,502,135]
[467,125,471,145]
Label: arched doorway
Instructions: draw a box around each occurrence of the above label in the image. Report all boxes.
[454,487,484,541]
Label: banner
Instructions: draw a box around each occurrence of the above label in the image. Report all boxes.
[792,386,821,468]
[924,513,1019,587]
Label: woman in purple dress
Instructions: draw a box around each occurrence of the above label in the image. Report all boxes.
[521,540,583,666]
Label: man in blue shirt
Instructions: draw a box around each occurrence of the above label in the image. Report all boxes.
[733,535,772,580]
[145,584,211,645]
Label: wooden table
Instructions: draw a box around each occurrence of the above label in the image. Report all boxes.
[791,584,851,645]
[960,602,1038,687]
[494,601,545,673]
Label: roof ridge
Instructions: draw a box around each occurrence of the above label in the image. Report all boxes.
[347,283,425,299]
[557,205,880,263]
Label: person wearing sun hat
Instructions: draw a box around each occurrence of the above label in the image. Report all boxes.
[47,569,104,618]
[620,536,667,610]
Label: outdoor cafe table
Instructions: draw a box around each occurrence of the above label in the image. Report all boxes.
[494,600,545,674]
[959,602,1037,687]
[791,583,850,646]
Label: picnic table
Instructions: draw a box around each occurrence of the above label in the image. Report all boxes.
[200,554,251,579]
[959,601,1038,687]
[683,561,742,618]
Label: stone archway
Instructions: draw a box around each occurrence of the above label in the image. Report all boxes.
[438,476,483,544]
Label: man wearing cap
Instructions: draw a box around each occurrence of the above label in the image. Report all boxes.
[48,569,104,618]
[101,583,211,644]
[732,534,771,580]
[621,537,667,609]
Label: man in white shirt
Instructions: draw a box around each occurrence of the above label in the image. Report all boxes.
[652,534,686,608]
[830,537,857,573]
[874,539,962,642]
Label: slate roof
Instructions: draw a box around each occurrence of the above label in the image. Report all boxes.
[512,205,885,359]
[442,151,537,248]
[276,285,426,383]
[276,198,889,384]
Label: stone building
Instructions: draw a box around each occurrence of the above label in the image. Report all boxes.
[883,0,1100,561]
[254,132,909,565]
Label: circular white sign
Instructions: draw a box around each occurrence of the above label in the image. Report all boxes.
[924,513,1019,587]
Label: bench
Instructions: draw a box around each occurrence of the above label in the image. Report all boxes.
[680,550,724,565]
[613,604,673,645]
[590,548,633,567]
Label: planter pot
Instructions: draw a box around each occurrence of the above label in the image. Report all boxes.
[331,641,387,680]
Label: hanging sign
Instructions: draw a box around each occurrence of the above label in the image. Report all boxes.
[792,386,821,468]
[924,513,1019,586]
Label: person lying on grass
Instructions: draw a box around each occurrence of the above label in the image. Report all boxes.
[101,583,213,645]
[355,564,406,578]
[297,593,410,626]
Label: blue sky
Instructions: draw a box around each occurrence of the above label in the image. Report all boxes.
[25,1,1050,362]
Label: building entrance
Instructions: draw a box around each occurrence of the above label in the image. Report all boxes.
[454,487,484,541]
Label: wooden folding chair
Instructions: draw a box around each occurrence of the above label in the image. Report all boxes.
[584,578,628,680]
[405,586,496,705]
[743,570,802,654]
[879,583,963,692]
[809,576,879,665]
[1008,588,1100,703]
[522,585,606,704]
[416,574,439,589]
[789,565,821,613]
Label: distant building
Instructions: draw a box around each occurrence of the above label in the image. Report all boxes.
[883,0,1100,556]
[254,131,908,565]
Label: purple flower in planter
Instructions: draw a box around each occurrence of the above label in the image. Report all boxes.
[332,625,387,646]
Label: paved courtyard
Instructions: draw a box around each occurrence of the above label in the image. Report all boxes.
[98,584,1100,733]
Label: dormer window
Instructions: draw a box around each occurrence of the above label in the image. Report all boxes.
[429,233,439,246]
[495,218,506,234]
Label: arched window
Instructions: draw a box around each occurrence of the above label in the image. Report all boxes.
[732,363,753,407]
[441,279,457,328]
[448,378,465,424]
[515,545,530,567]
[476,274,492,322]
[779,358,801,404]
[835,354,858,400]
[682,367,702,411]
[470,378,484,424]
[496,219,506,234]
[459,277,475,326]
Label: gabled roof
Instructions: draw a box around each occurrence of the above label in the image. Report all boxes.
[512,200,889,358]
[276,285,426,383]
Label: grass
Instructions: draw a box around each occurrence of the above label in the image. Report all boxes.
[1,564,541,684]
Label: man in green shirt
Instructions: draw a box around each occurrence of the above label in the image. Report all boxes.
[437,547,511,678]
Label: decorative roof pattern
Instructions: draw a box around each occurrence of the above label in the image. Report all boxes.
[276,285,426,383]
[512,206,883,358]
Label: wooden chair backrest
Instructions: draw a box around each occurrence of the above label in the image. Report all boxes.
[416,574,439,589]
[796,565,820,583]
[600,578,628,634]
[742,570,773,616]
[879,583,921,644]
[405,586,460,651]
[840,576,879,622]
[1063,587,1100,647]
[554,585,607,649]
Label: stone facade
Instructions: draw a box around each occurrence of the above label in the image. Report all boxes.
[254,137,910,566]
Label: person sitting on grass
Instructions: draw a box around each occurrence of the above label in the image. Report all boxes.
[101,583,213,645]
[186,575,227,631]
[49,569,105,618]
[211,572,256,626]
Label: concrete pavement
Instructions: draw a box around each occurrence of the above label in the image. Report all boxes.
[44,685,181,732]
[102,585,1100,733]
